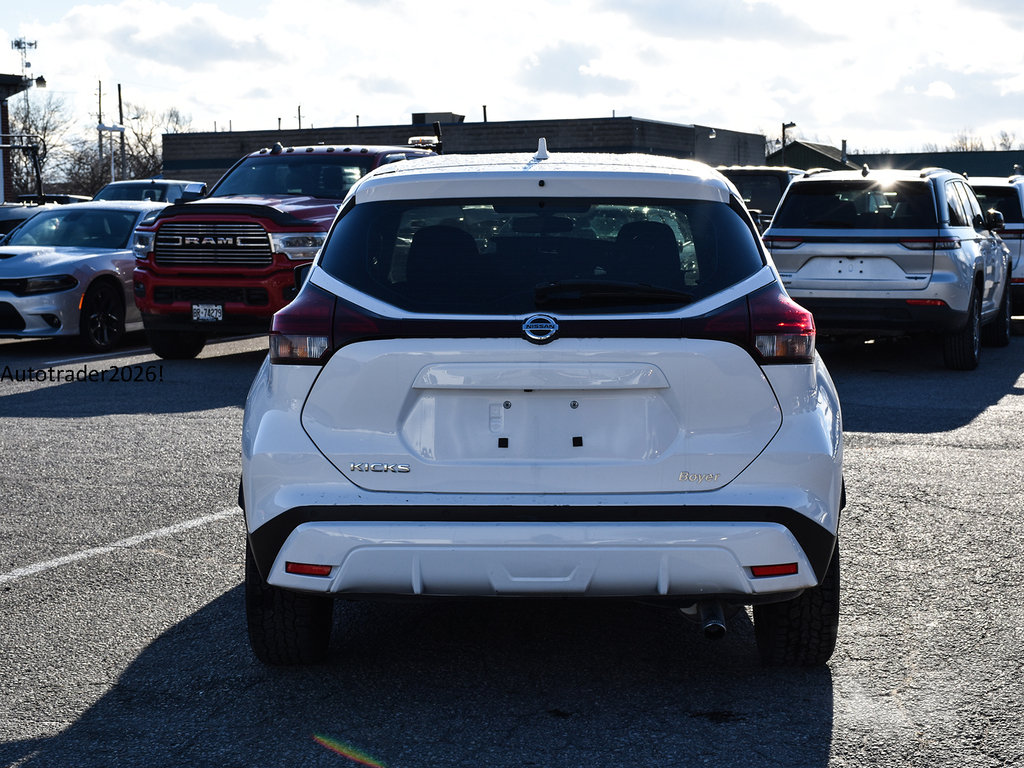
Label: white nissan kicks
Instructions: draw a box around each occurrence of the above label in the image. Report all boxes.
[241,143,845,667]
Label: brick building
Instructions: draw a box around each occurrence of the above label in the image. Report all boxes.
[162,114,767,187]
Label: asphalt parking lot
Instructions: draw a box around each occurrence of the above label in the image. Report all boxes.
[0,331,1022,767]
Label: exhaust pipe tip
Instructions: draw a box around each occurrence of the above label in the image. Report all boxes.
[698,600,727,640]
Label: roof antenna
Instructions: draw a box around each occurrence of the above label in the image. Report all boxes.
[533,137,549,161]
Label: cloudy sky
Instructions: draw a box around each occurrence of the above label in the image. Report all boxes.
[3,0,1024,154]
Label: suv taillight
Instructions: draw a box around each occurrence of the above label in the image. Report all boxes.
[683,282,815,364]
[269,283,381,364]
[899,236,960,250]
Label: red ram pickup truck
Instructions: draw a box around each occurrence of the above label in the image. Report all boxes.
[132,141,435,358]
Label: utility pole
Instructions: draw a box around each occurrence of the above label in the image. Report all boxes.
[97,81,103,175]
[118,84,126,180]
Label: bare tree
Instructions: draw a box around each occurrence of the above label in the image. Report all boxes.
[7,91,74,197]
[946,129,986,152]
[119,102,193,181]
[56,135,111,195]
[995,130,1018,151]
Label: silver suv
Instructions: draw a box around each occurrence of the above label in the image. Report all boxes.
[241,146,845,667]
[968,174,1024,325]
[764,167,1012,369]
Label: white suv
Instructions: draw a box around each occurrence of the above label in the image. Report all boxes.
[764,167,1012,369]
[241,144,845,667]
[968,174,1023,324]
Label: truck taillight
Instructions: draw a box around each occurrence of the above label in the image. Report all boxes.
[269,284,381,364]
[682,282,815,364]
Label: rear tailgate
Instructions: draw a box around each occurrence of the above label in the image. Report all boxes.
[770,232,936,293]
[300,337,782,495]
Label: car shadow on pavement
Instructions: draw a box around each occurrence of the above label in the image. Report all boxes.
[0,591,835,768]
[818,337,1024,433]
[0,349,268,418]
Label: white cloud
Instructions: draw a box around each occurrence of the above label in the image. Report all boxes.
[2,0,1024,152]
[925,81,957,100]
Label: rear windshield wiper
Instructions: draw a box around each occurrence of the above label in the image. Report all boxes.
[534,279,695,307]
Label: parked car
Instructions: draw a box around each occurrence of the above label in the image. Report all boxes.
[0,200,167,351]
[0,203,56,236]
[717,165,803,231]
[241,143,845,667]
[16,194,93,205]
[763,167,1012,369]
[92,178,200,205]
[967,174,1023,325]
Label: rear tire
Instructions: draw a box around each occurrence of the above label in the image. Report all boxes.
[245,539,333,665]
[943,287,981,370]
[754,541,840,667]
[146,328,206,359]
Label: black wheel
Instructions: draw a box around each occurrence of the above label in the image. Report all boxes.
[79,280,125,352]
[943,287,981,370]
[146,328,206,359]
[245,539,333,665]
[754,541,840,667]
[981,279,1011,348]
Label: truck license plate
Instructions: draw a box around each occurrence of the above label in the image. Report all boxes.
[192,304,223,322]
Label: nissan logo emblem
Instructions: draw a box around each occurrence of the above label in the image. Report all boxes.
[523,314,559,343]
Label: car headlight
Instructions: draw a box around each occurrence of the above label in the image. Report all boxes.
[16,275,80,296]
[133,232,154,259]
[270,232,326,261]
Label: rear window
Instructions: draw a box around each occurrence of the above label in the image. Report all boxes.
[721,173,789,214]
[773,180,936,229]
[972,186,1023,223]
[318,198,765,314]
[94,183,175,203]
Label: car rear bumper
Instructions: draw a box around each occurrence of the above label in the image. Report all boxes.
[793,296,969,335]
[249,513,835,600]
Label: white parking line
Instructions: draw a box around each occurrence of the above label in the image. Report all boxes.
[0,508,241,585]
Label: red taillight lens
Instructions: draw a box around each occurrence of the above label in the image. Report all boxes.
[269,283,335,364]
[751,563,798,577]
[748,283,816,363]
[899,236,960,250]
[683,283,815,364]
[269,283,383,365]
[285,562,332,577]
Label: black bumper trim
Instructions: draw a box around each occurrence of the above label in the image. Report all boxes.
[247,504,838,586]
[796,297,967,335]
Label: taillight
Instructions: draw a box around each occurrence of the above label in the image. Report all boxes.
[763,236,803,250]
[899,236,960,250]
[683,282,815,364]
[748,283,816,362]
[269,283,382,365]
[269,283,333,364]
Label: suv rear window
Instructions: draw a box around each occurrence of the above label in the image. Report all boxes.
[773,180,936,229]
[720,172,790,213]
[319,198,765,314]
[972,187,1023,223]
